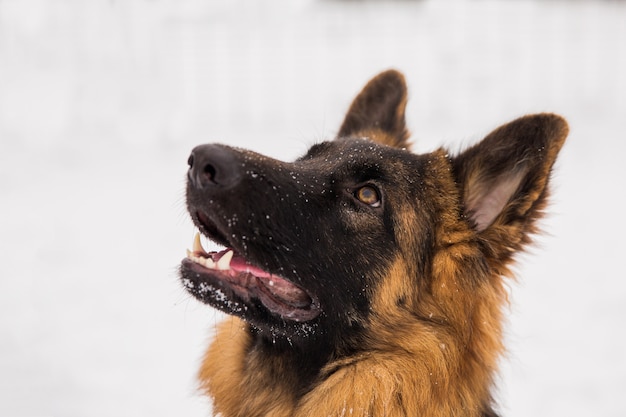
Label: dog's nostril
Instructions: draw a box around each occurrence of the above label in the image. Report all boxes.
[187,154,194,168]
[203,163,217,183]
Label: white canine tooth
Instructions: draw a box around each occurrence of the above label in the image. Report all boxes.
[203,257,216,269]
[216,250,234,271]
[193,232,208,255]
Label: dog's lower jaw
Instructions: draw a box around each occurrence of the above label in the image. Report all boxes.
[181,234,322,325]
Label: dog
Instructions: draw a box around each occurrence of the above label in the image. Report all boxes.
[180,70,568,417]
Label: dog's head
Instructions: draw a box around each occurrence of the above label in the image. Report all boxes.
[180,70,567,348]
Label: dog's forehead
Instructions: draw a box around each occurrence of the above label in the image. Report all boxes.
[301,137,411,163]
[293,138,431,184]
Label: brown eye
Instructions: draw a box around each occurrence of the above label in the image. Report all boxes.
[355,185,381,207]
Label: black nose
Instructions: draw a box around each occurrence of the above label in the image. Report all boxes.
[187,144,242,189]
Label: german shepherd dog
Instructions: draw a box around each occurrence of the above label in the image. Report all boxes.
[180,70,568,417]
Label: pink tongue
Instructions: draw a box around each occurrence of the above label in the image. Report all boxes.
[214,249,311,309]
[231,256,273,278]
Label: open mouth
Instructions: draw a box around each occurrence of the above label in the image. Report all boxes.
[182,232,321,322]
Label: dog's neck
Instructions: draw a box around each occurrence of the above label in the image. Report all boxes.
[248,323,343,390]
[199,318,341,415]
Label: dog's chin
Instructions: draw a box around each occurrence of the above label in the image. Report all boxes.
[180,239,321,323]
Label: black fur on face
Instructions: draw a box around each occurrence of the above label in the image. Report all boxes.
[180,137,434,345]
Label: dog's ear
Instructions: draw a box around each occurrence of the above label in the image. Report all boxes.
[452,114,568,251]
[338,69,410,149]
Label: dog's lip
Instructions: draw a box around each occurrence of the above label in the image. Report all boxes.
[182,234,321,322]
[195,211,231,248]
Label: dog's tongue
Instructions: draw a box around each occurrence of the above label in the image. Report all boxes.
[225,252,312,309]
[227,253,271,279]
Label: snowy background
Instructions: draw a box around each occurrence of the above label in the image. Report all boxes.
[1,1,625,416]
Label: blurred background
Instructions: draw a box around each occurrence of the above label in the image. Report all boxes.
[1,1,624,416]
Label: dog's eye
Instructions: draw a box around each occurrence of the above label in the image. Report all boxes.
[355,185,381,207]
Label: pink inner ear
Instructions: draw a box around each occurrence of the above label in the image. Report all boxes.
[466,169,527,232]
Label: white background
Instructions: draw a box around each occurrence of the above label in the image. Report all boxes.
[1,1,625,416]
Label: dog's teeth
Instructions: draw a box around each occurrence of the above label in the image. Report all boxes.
[216,250,234,270]
[203,256,217,269]
[193,232,208,255]
[186,235,230,271]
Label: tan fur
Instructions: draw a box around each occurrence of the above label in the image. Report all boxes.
[200,318,296,417]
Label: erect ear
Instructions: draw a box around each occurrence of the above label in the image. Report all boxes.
[452,114,568,239]
[338,69,410,149]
